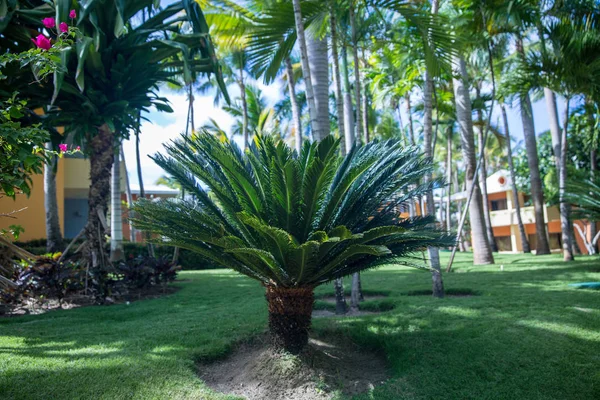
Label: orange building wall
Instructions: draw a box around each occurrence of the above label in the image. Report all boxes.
[0,162,65,241]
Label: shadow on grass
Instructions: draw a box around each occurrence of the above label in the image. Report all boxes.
[0,255,599,399]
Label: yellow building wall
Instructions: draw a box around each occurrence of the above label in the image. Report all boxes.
[0,161,65,242]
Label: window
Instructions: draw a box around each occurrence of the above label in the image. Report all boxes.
[491,198,508,211]
[496,236,512,252]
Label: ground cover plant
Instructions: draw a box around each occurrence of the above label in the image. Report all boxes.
[0,252,598,399]
[132,132,451,353]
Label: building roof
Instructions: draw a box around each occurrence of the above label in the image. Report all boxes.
[439,169,513,202]
[129,185,180,196]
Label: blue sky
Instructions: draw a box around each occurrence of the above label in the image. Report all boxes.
[122,84,568,188]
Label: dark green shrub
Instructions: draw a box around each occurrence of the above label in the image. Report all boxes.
[116,255,156,290]
[17,255,85,303]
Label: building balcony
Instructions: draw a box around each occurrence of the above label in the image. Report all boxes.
[489,205,559,227]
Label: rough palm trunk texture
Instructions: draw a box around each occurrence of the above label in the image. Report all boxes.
[341,46,355,152]
[334,278,347,314]
[502,105,530,253]
[559,100,574,261]
[110,148,124,262]
[83,124,113,271]
[349,4,362,144]
[306,34,330,142]
[285,58,303,154]
[266,286,314,354]
[516,39,550,255]
[329,9,345,153]
[519,92,551,255]
[44,144,62,253]
[452,55,494,265]
[291,0,320,138]
[475,88,497,253]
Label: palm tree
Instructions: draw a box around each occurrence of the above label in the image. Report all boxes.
[50,0,225,271]
[452,54,494,265]
[132,132,451,354]
[291,0,320,137]
[502,103,530,253]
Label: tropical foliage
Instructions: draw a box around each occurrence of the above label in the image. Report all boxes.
[132,132,451,352]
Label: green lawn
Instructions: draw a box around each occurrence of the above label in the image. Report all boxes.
[1,253,599,399]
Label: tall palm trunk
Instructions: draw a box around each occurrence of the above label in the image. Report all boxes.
[519,92,551,255]
[121,146,135,242]
[291,0,320,137]
[516,39,550,255]
[239,69,249,150]
[349,4,363,144]
[475,87,497,252]
[331,7,349,314]
[330,8,345,154]
[285,58,303,154]
[446,127,452,233]
[83,124,113,272]
[406,93,416,146]
[110,145,124,262]
[544,88,573,260]
[559,99,574,261]
[44,143,62,253]
[452,55,494,265]
[587,98,598,252]
[136,125,154,257]
[341,46,355,152]
[421,0,443,296]
[502,104,530,253]
[361,50,369,142]
[306,34,330,142]
[186,84,195,135]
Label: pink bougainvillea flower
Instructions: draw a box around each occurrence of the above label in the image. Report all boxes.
[59,22,68,33]
[31,34,52,50]
[58,144,68,152]
[76,146,81,151]
[69,9,77,19]
[42,17,55,29]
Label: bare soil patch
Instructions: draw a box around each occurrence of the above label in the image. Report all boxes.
[199,334,389,400]
[0,286,180,318]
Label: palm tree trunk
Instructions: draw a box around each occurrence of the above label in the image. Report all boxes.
[333,277,346,314]
[330,23,345,153]
[291,0,320,137]
[361,50,369,142]
[406,93,415,146]
[110,145,124,262]
[44,143,62,253]
[266,286,313,354]
[83,124,113,272]
[446,127,452,233]
[519,92,551,255]
[306,34,330,142]
[502,104,530,253]
[285,58,303,154]
[341,46,355,152]
[516,39,550,255]
[349,4,363,144]
[559,99,574,261]
[475,87,498,252]
[239,69,249,150]
[136,124,154,257]
[121,146,135,242]
[587,98,598,253]
[452,55,494,265]
[545,88,574,260]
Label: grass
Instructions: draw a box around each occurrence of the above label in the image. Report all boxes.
[1,252,599,399]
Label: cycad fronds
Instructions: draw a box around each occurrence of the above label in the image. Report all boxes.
[132,133,452,287]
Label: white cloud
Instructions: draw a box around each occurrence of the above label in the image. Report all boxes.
[122,91,234,186]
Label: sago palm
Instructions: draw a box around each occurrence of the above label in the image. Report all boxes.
[132,132,451,353]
